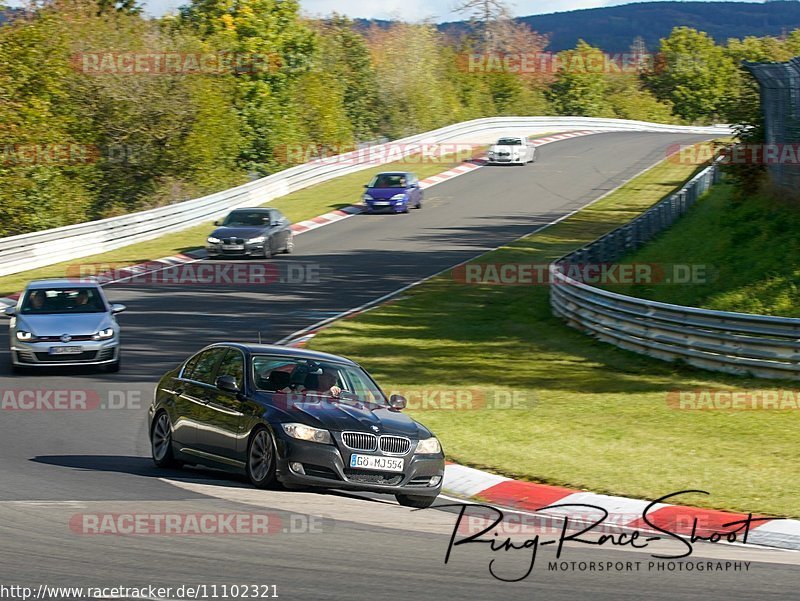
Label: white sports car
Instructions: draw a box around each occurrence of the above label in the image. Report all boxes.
[486,136,536,165]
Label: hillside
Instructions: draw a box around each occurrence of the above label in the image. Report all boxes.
[433,1,800,52]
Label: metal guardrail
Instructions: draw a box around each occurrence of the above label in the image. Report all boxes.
[550,162,800,380]
[0,117,730,277]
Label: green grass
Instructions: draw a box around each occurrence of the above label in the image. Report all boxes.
[604,182,800,317]
[307,157,800,518]
[0,149,484,296]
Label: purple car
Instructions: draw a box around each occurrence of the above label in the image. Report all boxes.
[362,172,423,213]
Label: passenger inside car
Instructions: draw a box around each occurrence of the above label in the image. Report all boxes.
[260,370,292,392]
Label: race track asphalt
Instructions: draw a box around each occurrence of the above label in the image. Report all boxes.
[1,131,796,600]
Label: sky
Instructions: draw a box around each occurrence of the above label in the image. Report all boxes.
[4,0,762,19]
[138,0,758,20]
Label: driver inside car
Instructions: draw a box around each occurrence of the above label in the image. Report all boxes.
[318,368,342,397]
[296,367,342,397]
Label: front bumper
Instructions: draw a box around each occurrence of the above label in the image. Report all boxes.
[365,200,406,213]
[11,339,119,367]
[487,156,523,165]
[206,242,266,257]
[274,433,444,497]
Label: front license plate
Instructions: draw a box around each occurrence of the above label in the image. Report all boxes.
[350,454,404,472]
[222,244,244,250]
[49,346,83,355]
[372,201,389,206]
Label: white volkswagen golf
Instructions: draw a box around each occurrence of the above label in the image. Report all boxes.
[3,279,125,373]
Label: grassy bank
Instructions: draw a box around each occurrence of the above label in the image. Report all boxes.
[307,158,800,518]
[604,182,800,317]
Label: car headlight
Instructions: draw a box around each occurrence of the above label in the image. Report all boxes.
[247,236,266,244]
[415,437,441,454]
[207,236,221,244]
[281,423,332,444]
[363,194,373,201]
[93,327,114,340]
[391,194,406,201]
[15,330,33,341]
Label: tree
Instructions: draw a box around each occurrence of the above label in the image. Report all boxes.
[312,15,380,141]
[453,0,512,52]
[546,41,614,117]
[606,75,677,123]
[179,0,316,172]
[645,27,738,123]
[366,23,463,137]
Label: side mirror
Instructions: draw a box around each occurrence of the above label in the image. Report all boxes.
[271,220,280,227]
[363,184,369,188]
[2,306,15,317]
[216,374,240,393]
[110,304,126,314]
[388,394,407,410]
[213,220,220,226]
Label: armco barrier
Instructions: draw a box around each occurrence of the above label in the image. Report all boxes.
[0,117,729,277]
[550,162,800,380]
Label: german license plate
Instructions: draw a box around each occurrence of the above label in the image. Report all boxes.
[49,346,83,355]
[349,454,404,472]
[222,244,244,250]
[372,202,389,206]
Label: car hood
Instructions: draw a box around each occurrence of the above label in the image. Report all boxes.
[16,313,111,336]
[210,226,266,239]
[365,188,406,200]
[275,398,424,438]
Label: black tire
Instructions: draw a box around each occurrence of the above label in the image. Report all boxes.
[10,363,26,375]
[151,411,183,468]
[395,493,437,509]
[262,240,273,260]
[246,427,277,488]
[282,233,294,254]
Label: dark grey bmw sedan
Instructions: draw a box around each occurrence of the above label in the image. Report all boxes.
[206,208,293,259]
[148,343,444,508]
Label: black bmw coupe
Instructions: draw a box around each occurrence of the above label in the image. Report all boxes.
[148,343,444,508]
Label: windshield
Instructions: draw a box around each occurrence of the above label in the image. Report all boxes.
[222,211,269,227]
[367,173,408,188]
[20,287,107,314]
[253,355,387,405]
[497,138,523,145]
